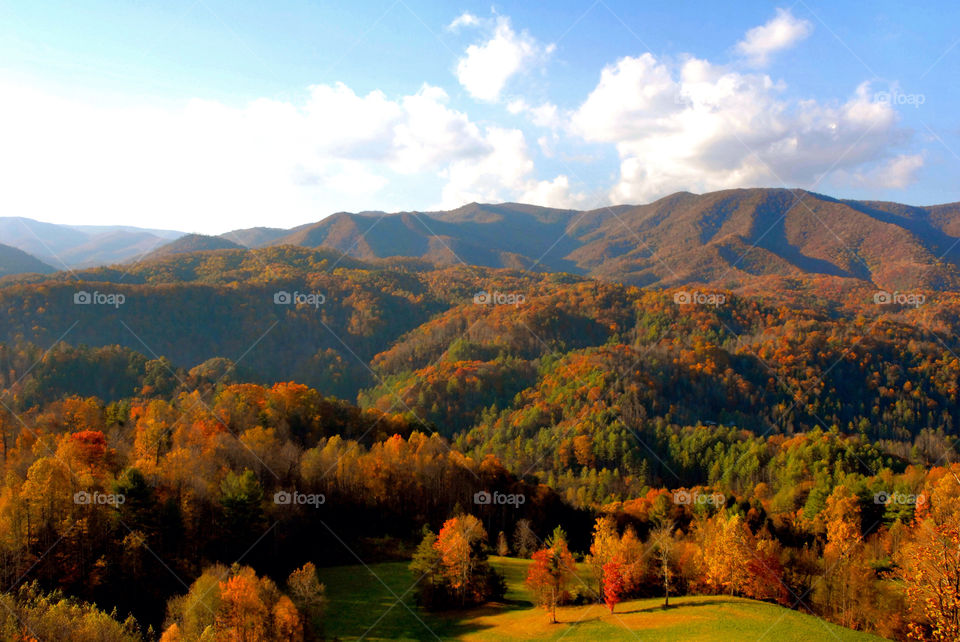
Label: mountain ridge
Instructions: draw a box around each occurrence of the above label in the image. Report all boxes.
[210,187,960,291]
[8,188,960,290]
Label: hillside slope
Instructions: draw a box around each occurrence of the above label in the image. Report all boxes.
[0,243,54,276]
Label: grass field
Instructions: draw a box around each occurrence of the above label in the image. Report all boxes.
[316,556,885,641]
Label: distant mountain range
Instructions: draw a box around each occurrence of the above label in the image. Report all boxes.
[5,188,960,290]
[0,217,184,269]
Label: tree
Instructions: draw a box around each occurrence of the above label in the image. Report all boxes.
[513,519,537,559]
[496,531,509,557]
[525,527,576,624]
[815,485,874,630]
[0,581,143,642]
[618,526,645,594]
[587,516,619,602]
[163,564,306,642]
[652,521,676,608]
[411,517,503,609]
[895,474,960,641]
[436,515,486,605]
[219,470,265,556]
[602,559,625,613]
[286,562,326,641]
[696,512,753,596]
[409,528,443,608]
[217,568,272,642]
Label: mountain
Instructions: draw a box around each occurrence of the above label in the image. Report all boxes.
[568,189,960,290]
[0,217,186,267]
[265,203,617,272]
[250,189,960,291]
[0,243,54,277]
[145,234,245,259]
[219,226,290,248]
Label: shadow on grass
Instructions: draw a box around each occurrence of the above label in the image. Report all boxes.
[614,596,748,615]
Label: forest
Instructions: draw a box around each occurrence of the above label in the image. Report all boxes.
[0,251,958,640]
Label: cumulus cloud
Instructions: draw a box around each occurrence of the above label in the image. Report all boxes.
[0,81,575,232]
[454,15,553,102]
[440,127,586,209]
[570,53,916,203]
[736,8,813,66]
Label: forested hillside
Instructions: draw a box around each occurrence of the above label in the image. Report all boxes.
[0,247,957,639]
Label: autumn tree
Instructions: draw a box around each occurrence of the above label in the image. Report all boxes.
[526,527,576,624]
[411,516,503,609]
[587,515,619,601]
[162,564,305,642]
[513,518,537,559]
[895,473,960,641]
[652,521,676,608]
[602,559,625,614]
[0,581,143,642]
[286,562,327,641]
[814,485,875,630]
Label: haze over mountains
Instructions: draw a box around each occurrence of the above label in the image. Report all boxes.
[0,217,184,269]
[5,187,960,290]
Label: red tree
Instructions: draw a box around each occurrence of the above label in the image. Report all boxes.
[602,559,625,614]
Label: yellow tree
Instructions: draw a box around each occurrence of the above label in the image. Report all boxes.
[816,485,874,630]
[587,516,619,601]
[434,514,487,606]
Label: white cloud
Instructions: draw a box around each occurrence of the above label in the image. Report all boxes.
[447,12,480,31]
[736,8,813,67]
[0,80,573,232]
[440,127,586,209]
[834,153,925,189]
[454,15,551,102]
[505,98,561,128]
[571,54,914,203]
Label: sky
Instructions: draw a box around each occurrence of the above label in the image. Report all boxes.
[0,0,958,234]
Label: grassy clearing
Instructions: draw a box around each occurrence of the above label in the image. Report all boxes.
[316,556,884,641]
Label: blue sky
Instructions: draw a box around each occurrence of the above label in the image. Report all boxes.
[1,1,957,233]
